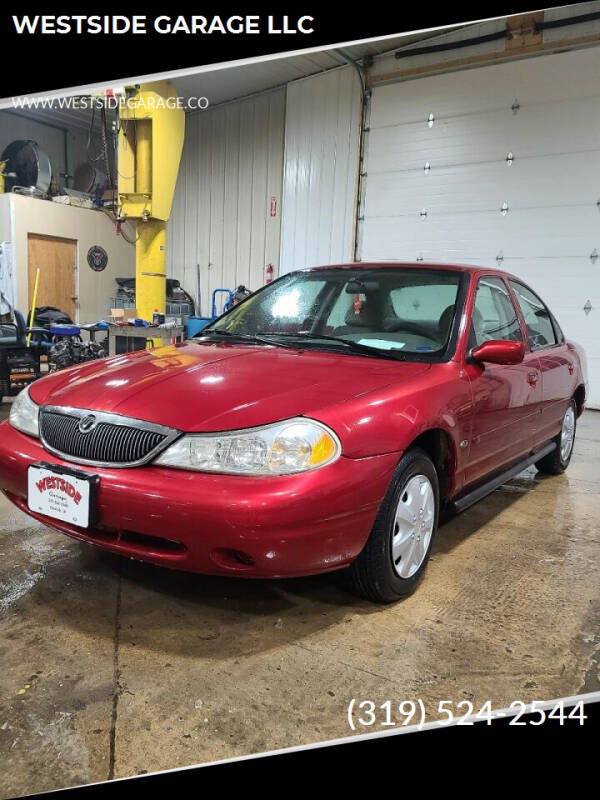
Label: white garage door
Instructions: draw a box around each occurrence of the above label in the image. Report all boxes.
[359,47,600,407]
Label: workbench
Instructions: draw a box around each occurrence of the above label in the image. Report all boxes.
[108,325,185,356]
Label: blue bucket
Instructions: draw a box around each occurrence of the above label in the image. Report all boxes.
[186,317,212,338]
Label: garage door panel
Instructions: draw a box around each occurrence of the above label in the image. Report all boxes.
[362,207,600,263]
[368,97,600,173]
[360,216,515,262]
[365,153,600,217]
[502,258,600,302]
[556,317,598,349]
[582,355,599,395]
[369,48,600,127]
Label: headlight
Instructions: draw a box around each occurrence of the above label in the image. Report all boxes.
[9,385,39,438]
[154,418,341,475]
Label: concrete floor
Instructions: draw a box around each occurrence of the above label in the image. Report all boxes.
[1,403,599,797]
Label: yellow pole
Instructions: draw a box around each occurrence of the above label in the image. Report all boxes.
[27,268,40,347]
[135,219,166,322]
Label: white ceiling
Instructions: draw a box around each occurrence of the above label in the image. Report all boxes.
[171,29,462,107]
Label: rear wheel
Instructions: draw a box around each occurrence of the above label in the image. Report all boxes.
[345,448,439,603]
[535,400,577,475]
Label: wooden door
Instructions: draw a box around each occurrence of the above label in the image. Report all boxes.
[27,234,77,320]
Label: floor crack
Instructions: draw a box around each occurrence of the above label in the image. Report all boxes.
[108,571,122,781]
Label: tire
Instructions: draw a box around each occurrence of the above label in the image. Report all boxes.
[345,447,440,603]
[535,399,577,476]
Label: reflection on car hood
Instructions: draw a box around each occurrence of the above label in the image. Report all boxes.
[29,340,431,432]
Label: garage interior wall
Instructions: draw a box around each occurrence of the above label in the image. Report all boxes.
[166,89,285,317]
[0,193,134,322]
[359,46,600,407]
[0,112,97,192]
[279,66,362,273]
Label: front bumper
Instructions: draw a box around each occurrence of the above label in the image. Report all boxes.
[0,420,399,578]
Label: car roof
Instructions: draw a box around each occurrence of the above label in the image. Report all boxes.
[299,262,519,280]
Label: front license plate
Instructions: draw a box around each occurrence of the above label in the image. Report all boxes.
[27,463,99,529]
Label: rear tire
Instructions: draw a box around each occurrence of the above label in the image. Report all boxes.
[345,448,439,603]
[535,400,577,475]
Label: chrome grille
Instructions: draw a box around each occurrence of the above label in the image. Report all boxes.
[39,407,178,467]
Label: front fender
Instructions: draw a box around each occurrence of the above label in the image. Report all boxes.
[314,362,472,477]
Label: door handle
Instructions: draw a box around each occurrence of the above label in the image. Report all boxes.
[527,371,539,387]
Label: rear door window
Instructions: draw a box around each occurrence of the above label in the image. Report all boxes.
[509,281,558,350]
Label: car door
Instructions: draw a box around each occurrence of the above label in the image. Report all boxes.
[508,280,576,448]
[464,275,542,486]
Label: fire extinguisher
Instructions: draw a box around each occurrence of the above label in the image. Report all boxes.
[265,263,274,284]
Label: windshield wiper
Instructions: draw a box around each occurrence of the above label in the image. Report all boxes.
[256,331,406,361]
[198,329,297,349]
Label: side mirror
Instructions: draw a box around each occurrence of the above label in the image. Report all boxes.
[471,339,525,366]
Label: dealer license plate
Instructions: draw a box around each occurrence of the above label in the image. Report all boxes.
[27,463,99,529]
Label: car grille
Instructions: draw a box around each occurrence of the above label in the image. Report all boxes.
[39,408,177,467]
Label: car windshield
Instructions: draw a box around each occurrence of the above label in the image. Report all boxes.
[202,268,464,360]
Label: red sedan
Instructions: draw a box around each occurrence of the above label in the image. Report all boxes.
[0,264,587,602]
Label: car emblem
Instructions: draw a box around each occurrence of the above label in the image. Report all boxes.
[78,414,97,434]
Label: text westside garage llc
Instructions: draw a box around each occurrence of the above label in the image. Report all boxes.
[11,15,316,36]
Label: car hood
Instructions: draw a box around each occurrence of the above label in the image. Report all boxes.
[29,341,430,432]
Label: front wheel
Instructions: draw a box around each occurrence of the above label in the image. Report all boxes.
[536,399,577,475]
[345,448,439,603]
